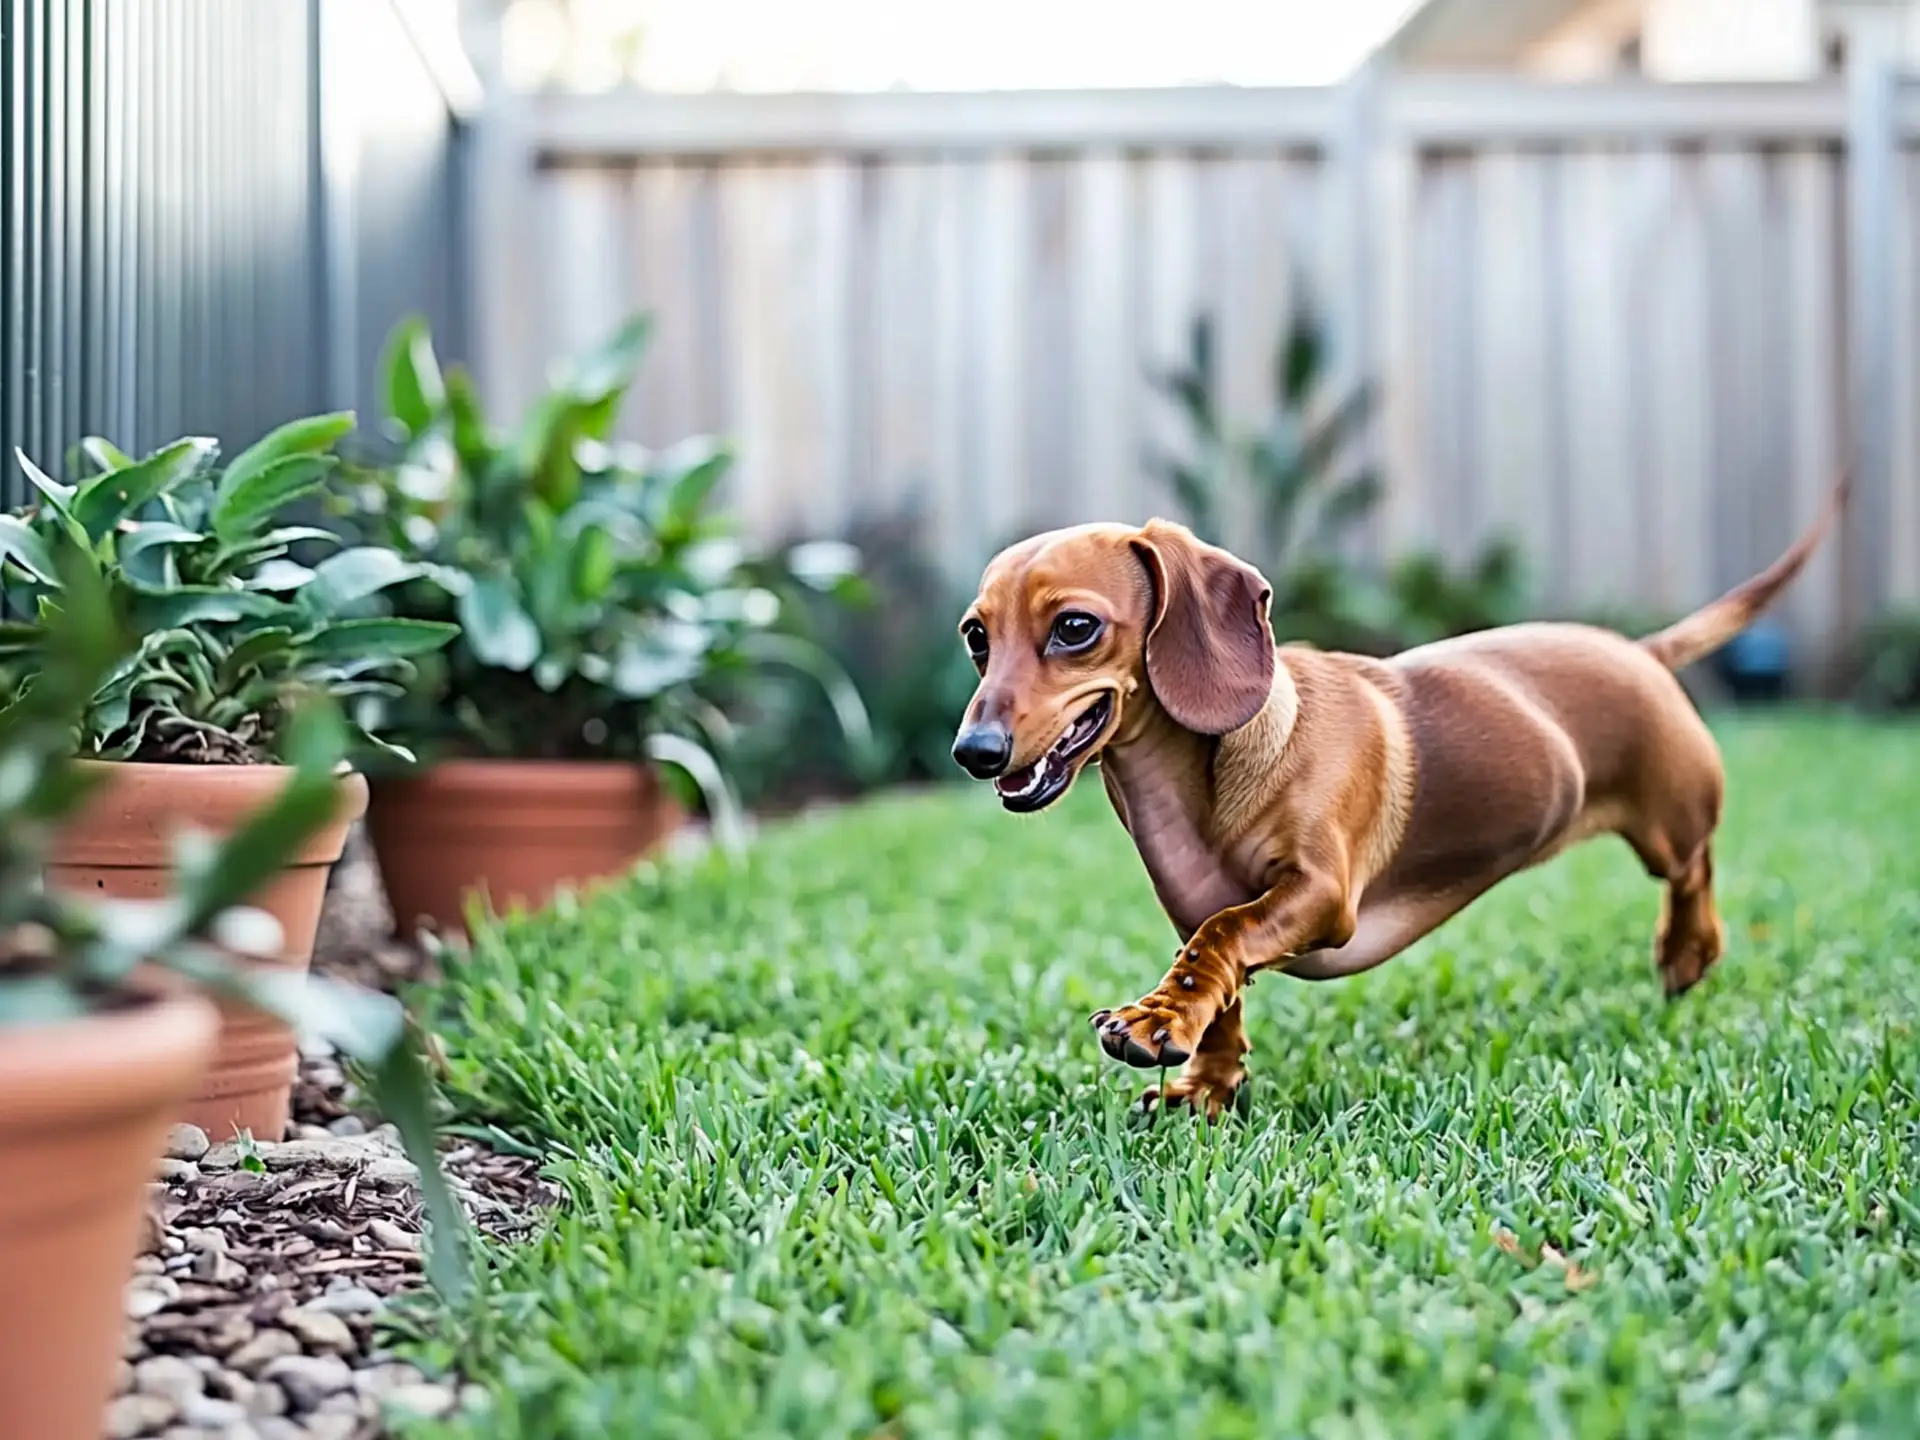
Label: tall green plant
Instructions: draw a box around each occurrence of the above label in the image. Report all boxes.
[0,418,456,763]
[338,315,870,836]
[1148,302,1524,653]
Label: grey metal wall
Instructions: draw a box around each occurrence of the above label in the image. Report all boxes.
[0,0,468,511]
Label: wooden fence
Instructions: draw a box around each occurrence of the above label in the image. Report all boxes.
[472,74,1920,657]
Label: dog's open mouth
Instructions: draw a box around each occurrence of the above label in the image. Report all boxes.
[993,693,1114,813]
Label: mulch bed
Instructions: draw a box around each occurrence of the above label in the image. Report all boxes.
[108,827,560,1440]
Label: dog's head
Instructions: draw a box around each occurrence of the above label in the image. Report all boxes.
[951,519,1275,811]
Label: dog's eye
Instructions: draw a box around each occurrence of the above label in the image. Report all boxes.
[961,620,990,663]
[1049,611,1103,653]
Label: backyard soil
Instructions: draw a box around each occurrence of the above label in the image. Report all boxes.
[108,826,561,1440]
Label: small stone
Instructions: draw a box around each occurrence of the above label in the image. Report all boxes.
[133,1255,167,1276]
[155,1158,201,1184]
[282,1306,356,1354]
[103,1394,178,1439]
[227,1328,301,1376]
[180,1393,247,1428]
[262,1353,354,1410]
[202,1314,256,1358]
[326,1115,367,1138]
[192,1250,249,1285]
[316,1390,374,1417]
[207,1371,256,1407]
[125,1275,180,1319]
[200,1144,240,1172]
[247,1380,289,1418]
[257,1137,380,1171]
[180,1226,227,1256]
[301,1287,383,1317]
[384,1382,458,1418]
[254,1421,303,1440]
[164,1252,195,1274]
[161,1234,186,1256]
[370,1123,402,1152]
[135,1354,205,1405]
[353,1362,425,1396]
[138,1198,165,1257]
[121,1324,147,1360]
[363,1155,419,1188]
[303,1417,360,1440]
[367,1218,419,1251]
[159,1429,218,1440]
[291,1123,335,1142]
[167,1124,211,1161]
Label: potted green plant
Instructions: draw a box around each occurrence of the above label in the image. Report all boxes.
[338,315,868,932]
[0,543,465,1440]
[0,416,457,1138]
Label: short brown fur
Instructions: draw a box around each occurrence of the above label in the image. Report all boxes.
[956,487,1847,1119]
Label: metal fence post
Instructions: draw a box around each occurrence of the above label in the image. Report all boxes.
[1846,54,1897,629]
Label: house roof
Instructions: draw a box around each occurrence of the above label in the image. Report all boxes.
[1383,0,1600,64]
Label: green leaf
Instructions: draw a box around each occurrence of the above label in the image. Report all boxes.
[245,560,317,592]
[0,976,91,1028]
[611,640,702,700]
[1278,306,1325,407]
[15,448,76,514]
[218,627,296,685]
[444,367,494,478]
[71,437,216,541]
[565,313,652,403]
[210,455,338,542]
[381,318,445,440]
[299,618,458,661]
[363,1032,472,1301]
[736,631,875,757]
[458,577,541,671]
[216,412,354,514]
[80,436,135,474]
[571,526,616,601]
[296,547,421,618]
[129,587,290,629]
[0,516,56,583]
[647,731,745,853]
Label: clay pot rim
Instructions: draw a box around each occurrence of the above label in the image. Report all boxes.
[0,989,220,1134]
[51,763,369,869]
[376,758,664,796]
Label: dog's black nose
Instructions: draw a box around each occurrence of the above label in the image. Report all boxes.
[952,722,1013,779]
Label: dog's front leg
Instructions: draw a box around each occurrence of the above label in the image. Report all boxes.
[1089,865,1352,1072]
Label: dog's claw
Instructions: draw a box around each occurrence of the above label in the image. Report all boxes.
[1159,1042,1191,1067]
[1089,1009,1112,1028]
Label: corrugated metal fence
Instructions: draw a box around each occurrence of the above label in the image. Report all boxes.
[484,75,1920,658]
[0,0,470,511]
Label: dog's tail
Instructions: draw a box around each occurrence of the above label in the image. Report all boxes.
[1639,472,1851,672]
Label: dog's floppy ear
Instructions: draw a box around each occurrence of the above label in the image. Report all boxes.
[1129,520,1275,735]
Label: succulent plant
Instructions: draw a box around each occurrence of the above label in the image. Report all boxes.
[0,416,456,764]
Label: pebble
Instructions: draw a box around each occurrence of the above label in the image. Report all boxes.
[207,1370,256,1407]
[167,1124,211,1161]
[155,1158,201,1184]
[159,1428,220,1440]
[353,1362,425,1396]
[135,1354,205,1405]
[282,1306,356,1354]
[181,1392,248,1427]
[327,1115,367,1137]
[262,1352,354,1410]
[302,1417,361,1440]
[200,1143,240,1172]
[104,1393,176,1438]
[367,1217,420,1251]
[385,1381,459,1418]
[133,1255,167,1276]
[301,1286,384,1317]
[291,1123,336,1141]
[254,1421,305,1440]
[125,1275,181,1319]
[227,1328,301,1376]
[247,1381,289,1418]
[364,1155,420,1188]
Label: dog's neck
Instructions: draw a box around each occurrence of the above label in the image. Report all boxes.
[1099,667,1298,936]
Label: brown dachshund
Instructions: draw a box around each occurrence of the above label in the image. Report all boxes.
[952,489,1846,1117]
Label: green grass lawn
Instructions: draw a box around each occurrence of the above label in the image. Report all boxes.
[412,715,1920,1439]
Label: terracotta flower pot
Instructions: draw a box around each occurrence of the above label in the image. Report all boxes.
[43,763,368,1143]
[0,991,219,1440]
[367,760,684,934]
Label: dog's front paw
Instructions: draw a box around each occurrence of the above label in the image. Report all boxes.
[1088,1001,1208,1069]
[1141,1066,1247,1122]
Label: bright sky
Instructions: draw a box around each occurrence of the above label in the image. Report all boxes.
[500,0,1431,92]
